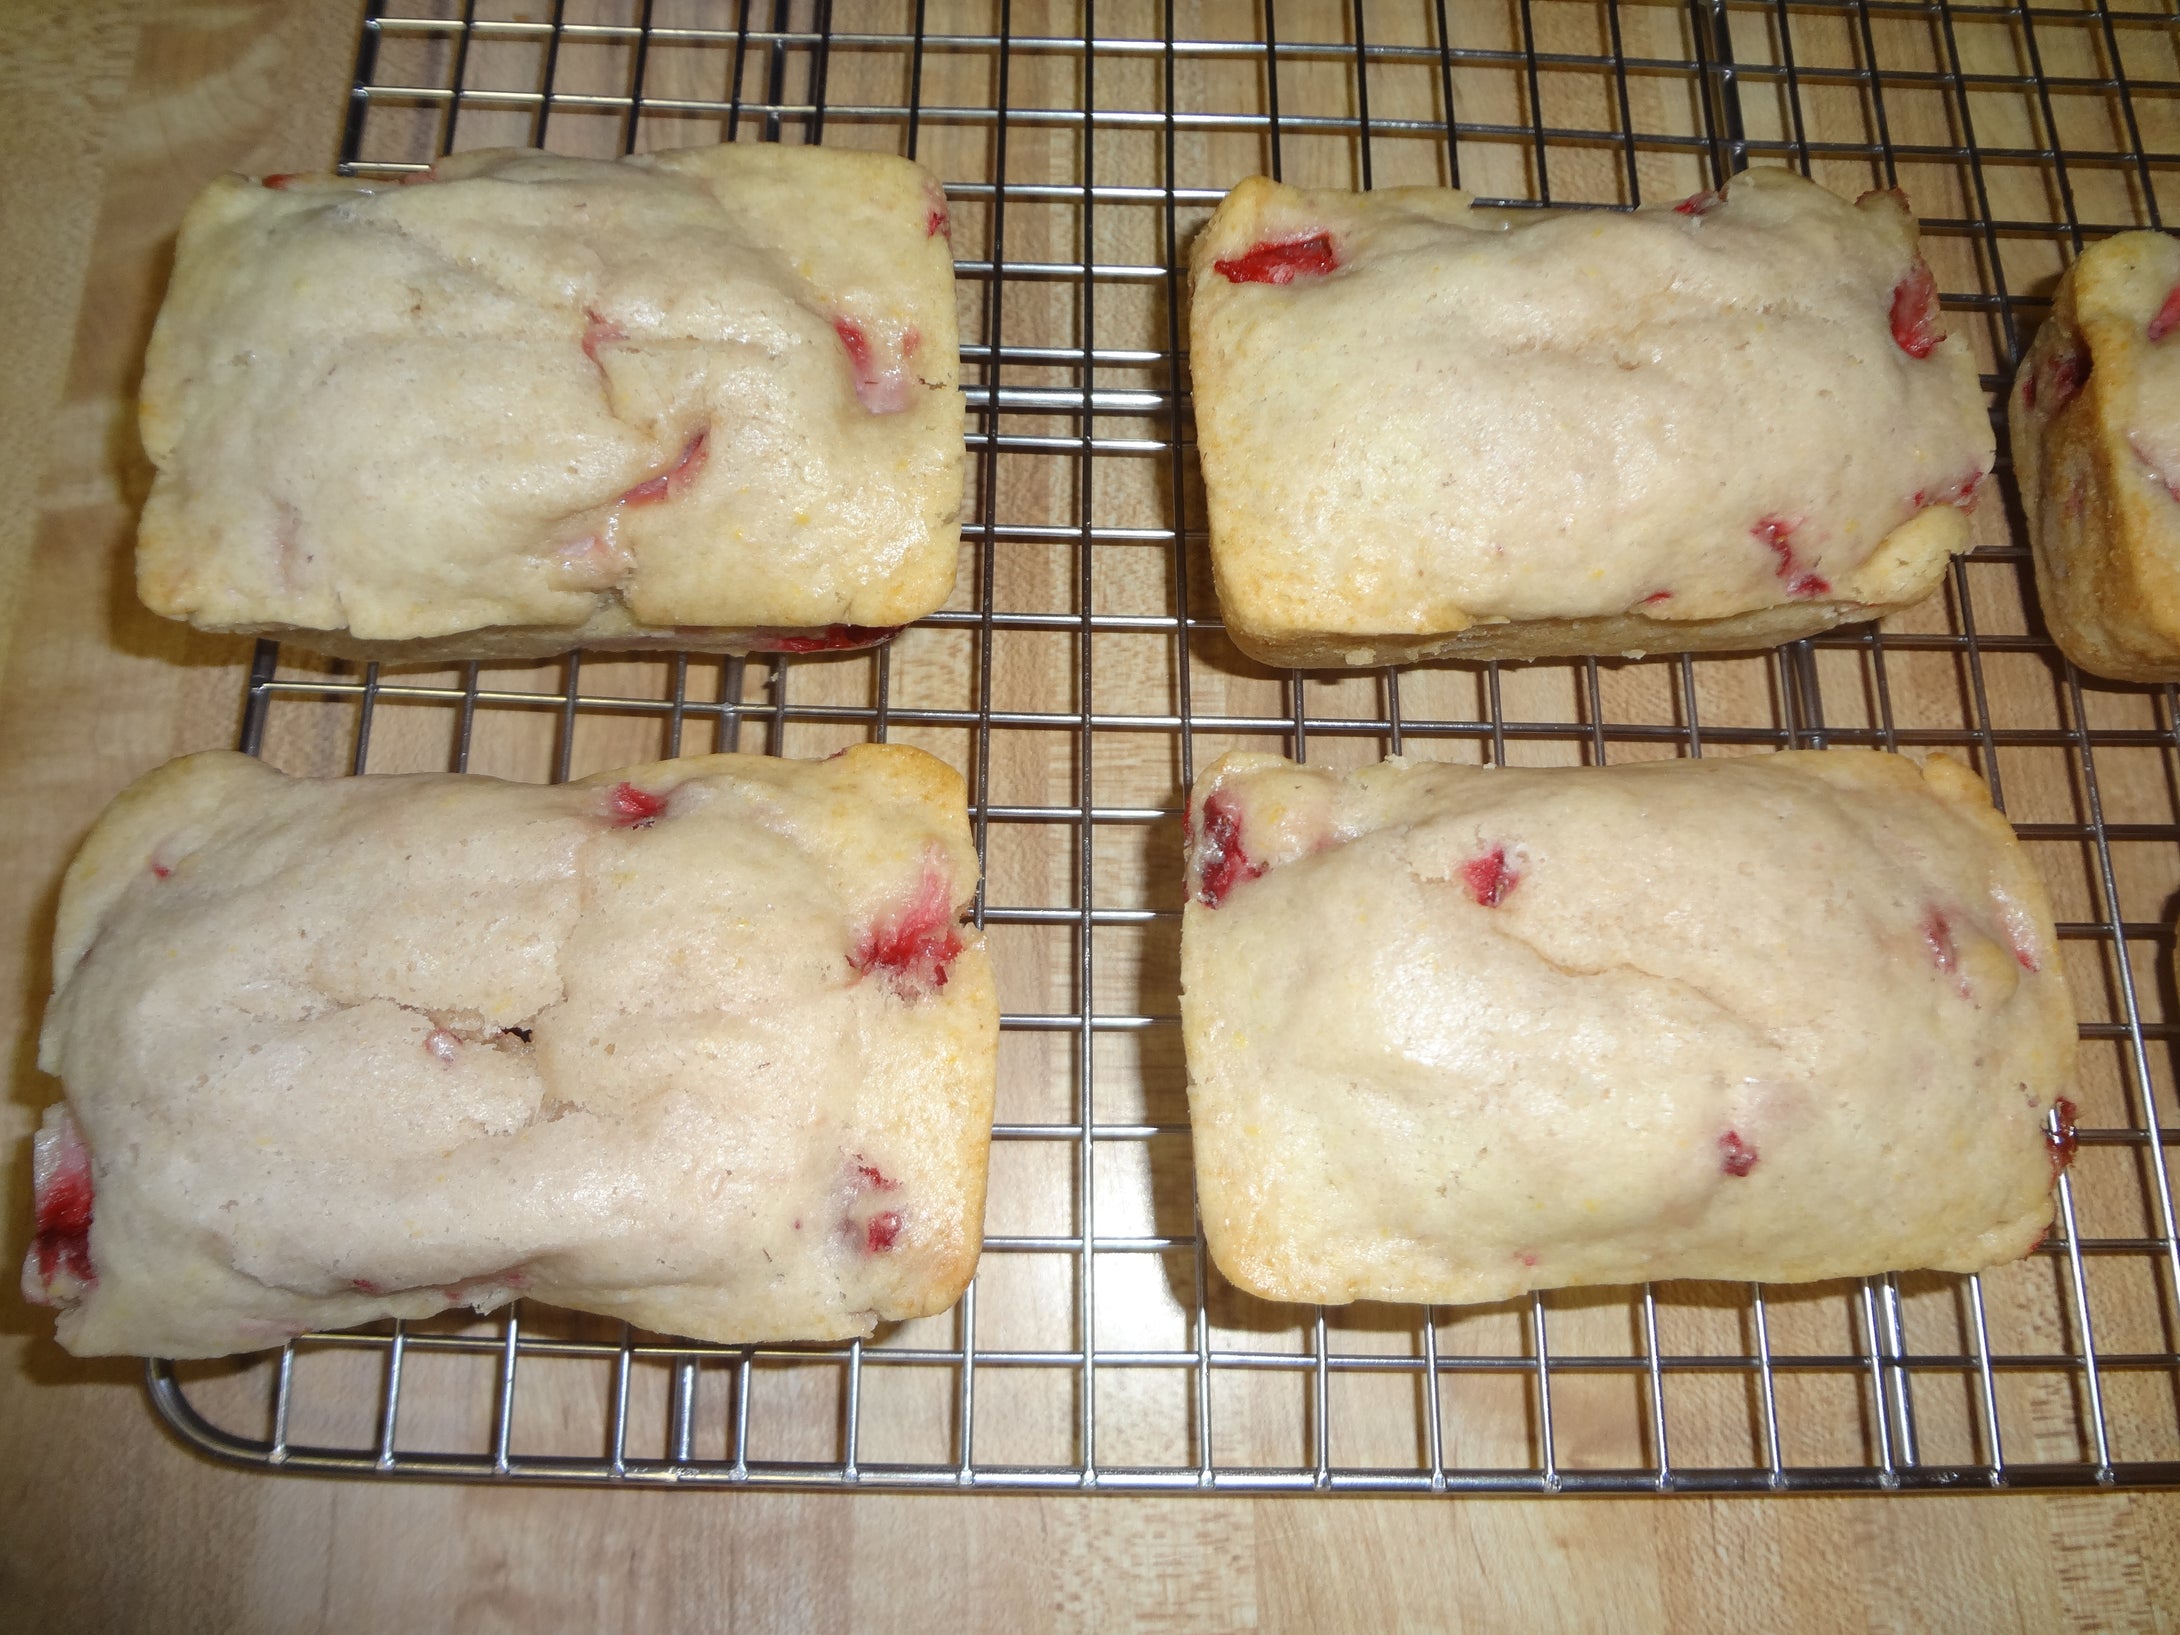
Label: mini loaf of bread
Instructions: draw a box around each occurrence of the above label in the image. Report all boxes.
[1179,750,2075,1306]
[26,746,997,1358]
[2008,230,2180,681]
[1188,168,1996,668]
[138,144,963,661]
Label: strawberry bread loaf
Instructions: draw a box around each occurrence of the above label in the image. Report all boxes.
[2008,230,2180,681]
[25,746,996,1358]
[137,144,963,661]
[1179,750,2075,1305]
[1187,168,1995,667]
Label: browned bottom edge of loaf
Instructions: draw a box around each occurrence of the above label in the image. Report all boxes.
[183,621,906,664]
[1221,599,1892,671]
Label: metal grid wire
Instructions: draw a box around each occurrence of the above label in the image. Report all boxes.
[145,0,2180,1492]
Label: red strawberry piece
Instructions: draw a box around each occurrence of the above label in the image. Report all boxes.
[606,781,668,827]
[835,317,875,376]
[1640,590,1673,607]
[2148,285,2180,344]
[618,427,709,507]
[1214,232,1339,286]
[26,1112,96,1302]
[2048,1096,2078,1174]
[865,1211,904,1252]
[747,624,903,654]
[2132,434,2180,503]
[1923,910,1957,974]
[1754,515,1830,599]
[2032,343,2089,416]
[581,309,626,369]
[1718,1130,1759,1177]
[853,850,963,997]
[1890,259,1945,359]
[855,1161,898,1191]
[926,205,951,239]
[1461,845,1518,908]
[1673,190,1720,216]
[261,173,305,190]
[1193,789,1265,908]
[833,317,915,413]
[150,860,172,879]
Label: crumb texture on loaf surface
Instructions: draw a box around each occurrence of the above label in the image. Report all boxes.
[2008,229,2180,681]
[1187,168,1995,666]
[1179,750,2075,1305]
[137,144,964,658]
[29,746,996,1358]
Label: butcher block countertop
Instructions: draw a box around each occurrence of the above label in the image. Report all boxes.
[3,2,2179,1629]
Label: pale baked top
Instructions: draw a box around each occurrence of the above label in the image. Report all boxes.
[1188,168,1995,642]
[138,144,964,645]
[1179,750,2074,1305]
[30,746,996,1358]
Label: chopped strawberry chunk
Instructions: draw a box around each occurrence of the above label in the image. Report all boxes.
[926,205,950,239]
[1673,190,1720,216]
[261,173,306,190]
[2032,343,2089,416]
[2014,943,2040,973]
[747,624,903,654]
[1214,232,1339,286]
[1923,910,1956,974]
[2131,433,2180,503]
[2048,1096,2078,1174]
[1889,259,1944,359]
[1461,846,1518,908]
[1639,590,1673,607]
[150,860,172,879]
[1755,515,1831,599]
[855,1160,898,1191]
[1718,1131,1759,1177]
[606,781,668,827]
[865,1211,903,1252]
[581,308,626,369]
[835,317,875,376]
[23,1109,95,1305]
[853,849,963,997]
[2148,285,2180,344]
[833,317,915,413]
[1193,789,1264,908]
[619,428,708,507]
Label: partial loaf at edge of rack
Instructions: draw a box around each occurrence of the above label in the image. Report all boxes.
[2009,228,2180,682]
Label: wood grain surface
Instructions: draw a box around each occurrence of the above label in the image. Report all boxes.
[4,2,2180,1630]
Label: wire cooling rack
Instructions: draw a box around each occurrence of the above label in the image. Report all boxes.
[145,0,2180,1493]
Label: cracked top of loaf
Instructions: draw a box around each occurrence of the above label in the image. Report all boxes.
[1179,748,2074,1305]
[1186,167,1995,667]
[29,745,996,1358]
[137,143,964,660]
